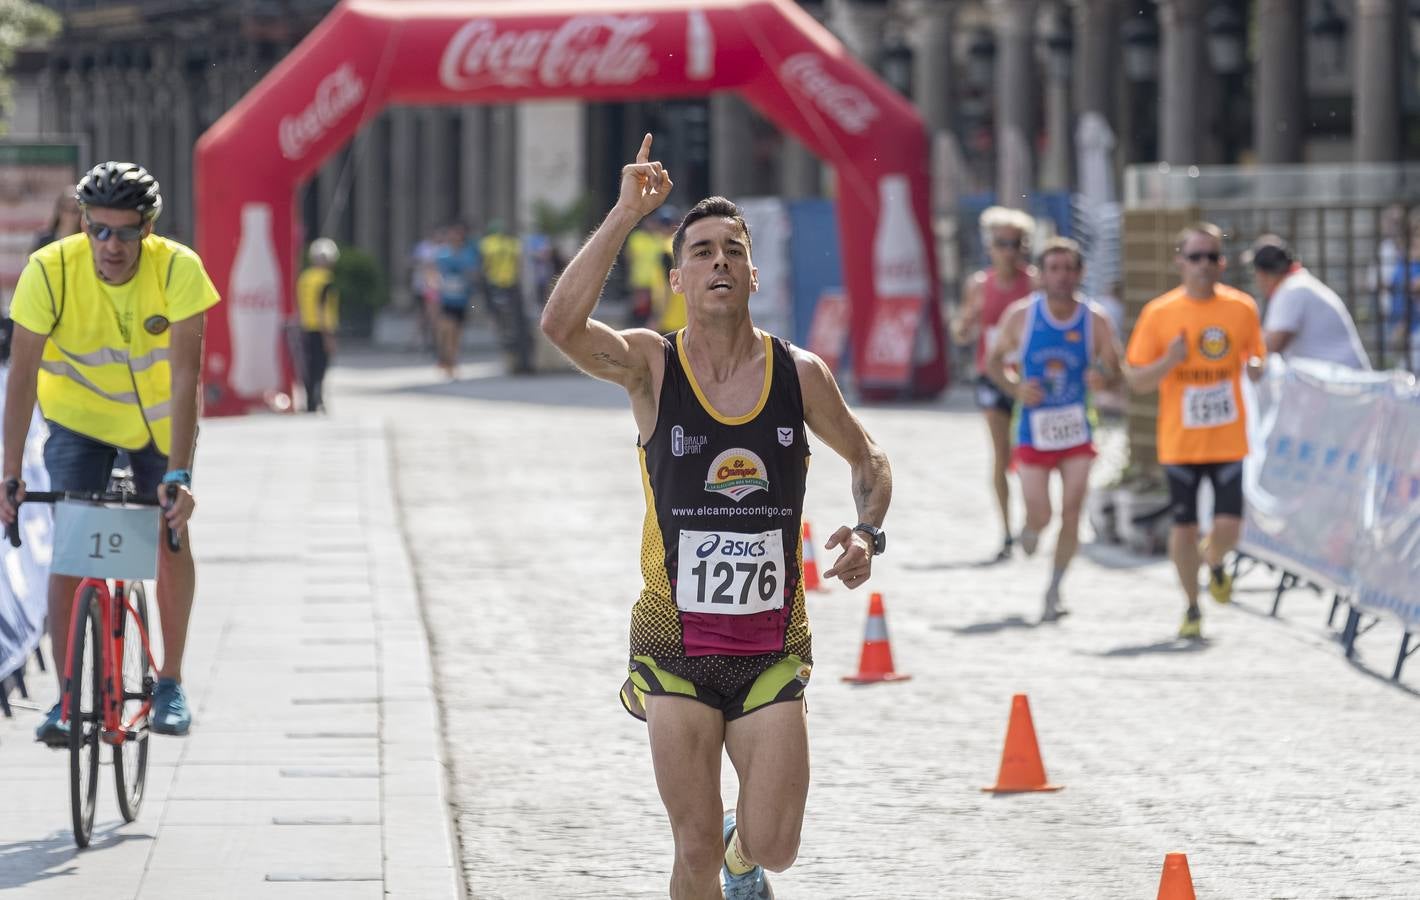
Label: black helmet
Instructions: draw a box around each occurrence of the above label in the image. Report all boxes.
[75,162,162,220]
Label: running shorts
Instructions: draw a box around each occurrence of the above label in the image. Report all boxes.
[1165,461,1244,525]
[620,653,810,722]
[1012,443,1096,469]
[974,374,1014,415]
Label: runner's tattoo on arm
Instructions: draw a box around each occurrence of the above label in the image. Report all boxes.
[592,351,630,369]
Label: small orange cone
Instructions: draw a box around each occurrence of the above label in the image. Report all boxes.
[842,592,911,684]
[981,694,1063,793]
[801,522,823,592]
[1156,853,1197,900]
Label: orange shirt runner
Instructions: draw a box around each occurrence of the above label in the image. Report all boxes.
[1126,285,1265,464]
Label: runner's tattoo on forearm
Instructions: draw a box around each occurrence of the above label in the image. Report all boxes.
[592,351,631,369]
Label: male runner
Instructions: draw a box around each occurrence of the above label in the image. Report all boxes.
[1125,223,1264,639]
[953,206,1037,560]
[540,134,891,899]
[986,238,1122,621]
[1,161,213,741]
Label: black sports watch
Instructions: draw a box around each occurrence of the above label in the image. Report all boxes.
[852,524,886,556]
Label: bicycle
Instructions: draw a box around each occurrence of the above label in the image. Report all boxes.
[5,480,179,849]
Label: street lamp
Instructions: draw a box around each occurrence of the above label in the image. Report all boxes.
[1309,0,1348,77]
[966,26,996,89]
[878,23,914,98]
[1121,11,1160,82]
[1205,2,1246,76]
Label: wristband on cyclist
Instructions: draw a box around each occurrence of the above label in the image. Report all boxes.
[161,469,192,487]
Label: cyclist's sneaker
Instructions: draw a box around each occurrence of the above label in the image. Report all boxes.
[34,702,69,748]
[722,809,774,900]
[151,678,192,735]
[1019,528,1040,557]
[1207,568,1233,605]
[1178,607,1203,640]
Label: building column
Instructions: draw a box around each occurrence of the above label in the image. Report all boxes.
[1073,0,1119,135]
[990,0,1038,208]
[709,95,755,198]
[168,62,194,242]
[1355,0,1401,162]
[353,116,385,258]
[458,106,491,229]
[387,106,418,309]
[827,0,889,60]
[65,58,89,163]
[1158,0,1207,165]
[489,104,518,229]
[1254,0,1304,163]
[418,108,455,233]
[905,0,962,216]
[1039,3,1074,191]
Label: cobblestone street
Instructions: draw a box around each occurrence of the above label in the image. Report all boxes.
[337,351,1420,900]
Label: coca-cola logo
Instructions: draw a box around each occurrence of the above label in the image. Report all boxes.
[439,16,657,91]
[279,63,365,161]
[779,53,879,135]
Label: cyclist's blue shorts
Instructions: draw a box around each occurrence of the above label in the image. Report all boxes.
[42,421,172,495]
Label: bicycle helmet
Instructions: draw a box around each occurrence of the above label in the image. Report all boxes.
[75,161,163,220]
[308,237,339,266]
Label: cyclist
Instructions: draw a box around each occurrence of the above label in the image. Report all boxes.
[0,161,217,743]
[541,134,892,899]
[1124,223,1264,639]
[986,238,1123,621]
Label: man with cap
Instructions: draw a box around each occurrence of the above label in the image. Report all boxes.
[1248,235,1370,370]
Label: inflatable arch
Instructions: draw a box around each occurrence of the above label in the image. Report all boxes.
[195,0,948,413]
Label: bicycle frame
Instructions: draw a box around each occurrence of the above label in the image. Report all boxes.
[61,576,157,745]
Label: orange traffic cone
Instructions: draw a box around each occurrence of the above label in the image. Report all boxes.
[801,522,823,592]
[981,694,1063,793]
[1156,853,1197,900]
[842,592,911,684]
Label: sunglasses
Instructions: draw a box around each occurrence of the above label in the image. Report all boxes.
[85,215,145,243]
[992,238,1022,250]
[1184,251,1221,264]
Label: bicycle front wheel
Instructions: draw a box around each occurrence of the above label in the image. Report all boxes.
[113,582,152,823]
[67,585,103,849]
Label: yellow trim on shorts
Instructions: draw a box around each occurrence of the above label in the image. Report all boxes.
[743,655,810,713]
[632,655,698,697]
[676,330,773,425]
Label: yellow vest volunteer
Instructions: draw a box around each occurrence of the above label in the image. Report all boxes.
[9,232,221,455]
[479,233,521,289]
[296,266,338,332]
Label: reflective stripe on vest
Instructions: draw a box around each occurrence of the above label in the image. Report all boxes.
[30,234,182,453]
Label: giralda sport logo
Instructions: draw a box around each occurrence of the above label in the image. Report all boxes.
[704,448,769,502]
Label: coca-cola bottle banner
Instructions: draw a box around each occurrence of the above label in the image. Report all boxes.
[195,0,946,414]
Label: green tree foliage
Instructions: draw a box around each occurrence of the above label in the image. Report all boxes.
[0,0,62,133]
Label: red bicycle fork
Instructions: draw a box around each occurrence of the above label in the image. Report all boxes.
[60,578,158,746]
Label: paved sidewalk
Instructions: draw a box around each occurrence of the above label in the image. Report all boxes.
[0,418,459,899]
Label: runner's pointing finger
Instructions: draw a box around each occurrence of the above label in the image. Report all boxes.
[636,132,652,165]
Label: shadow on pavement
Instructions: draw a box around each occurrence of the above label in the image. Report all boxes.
[1089,638,1212,657]
[0,827,150,891]
[1078,542,1160,570]
[936,615,1037,635]
[902,553,1012,571]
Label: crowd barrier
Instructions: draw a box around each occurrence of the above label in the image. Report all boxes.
[0,368,53,715]
[1239,358,1420,679]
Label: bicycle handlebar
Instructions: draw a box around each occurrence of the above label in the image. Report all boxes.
[4,481,182,553]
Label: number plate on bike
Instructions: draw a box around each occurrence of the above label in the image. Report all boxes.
[52,502,159,580]
[676,529,784,616]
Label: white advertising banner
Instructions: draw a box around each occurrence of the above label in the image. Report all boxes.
[0,367,52,680]
[735,198,792,340]
[1351,385,1420,630]
[1240,360,1393,592]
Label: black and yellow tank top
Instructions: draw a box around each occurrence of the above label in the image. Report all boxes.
[631,330,812,662]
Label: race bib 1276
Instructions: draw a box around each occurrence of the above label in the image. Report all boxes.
[676,529,785,616]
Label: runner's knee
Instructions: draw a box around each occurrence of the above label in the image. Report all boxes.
[741,828,799,873]
[672,822,727,877]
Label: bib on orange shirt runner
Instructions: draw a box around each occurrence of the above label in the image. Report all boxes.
[1182,381,1239,429]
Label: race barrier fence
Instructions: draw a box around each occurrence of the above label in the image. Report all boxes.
[1239,358,1420,679]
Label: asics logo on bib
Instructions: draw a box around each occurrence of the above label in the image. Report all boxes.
[696,534,769,559]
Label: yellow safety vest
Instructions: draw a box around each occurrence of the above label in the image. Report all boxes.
[296,267,338,332]
[27,234,199,454]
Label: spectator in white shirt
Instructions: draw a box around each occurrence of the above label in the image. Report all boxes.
[1246,235,1371,370]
